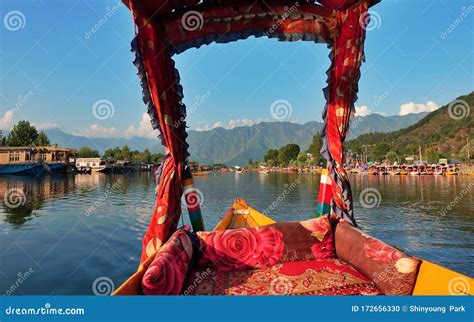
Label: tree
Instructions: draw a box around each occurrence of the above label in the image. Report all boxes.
[78,146,100,158]
[35,131,50,146]
[248,159,253,166]
[264,149,279,163]
[373,142,390,161]
[306,134,323,159]
[297,152,308,163]
[142,149,152,164]
[278,144,300,166]
[6,121,38,146]
[384,151,398,163]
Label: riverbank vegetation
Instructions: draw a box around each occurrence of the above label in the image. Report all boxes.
[347,93,473,163]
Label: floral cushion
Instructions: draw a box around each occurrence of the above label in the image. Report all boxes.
[334,221,421,295]
[182,258,382,296]
[142,229,194,295]
[197,216,336,272]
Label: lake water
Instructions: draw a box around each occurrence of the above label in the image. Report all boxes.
[0,172,472,295]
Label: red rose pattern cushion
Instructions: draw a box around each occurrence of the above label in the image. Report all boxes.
[142,229,194,295]
[335,221,421,295]
[197,216,336,272]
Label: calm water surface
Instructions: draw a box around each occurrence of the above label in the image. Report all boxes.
[0,172,472,294]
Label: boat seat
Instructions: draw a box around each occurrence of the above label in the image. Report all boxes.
[182,258,382,295]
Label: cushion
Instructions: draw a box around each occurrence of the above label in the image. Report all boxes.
[182,258,382,295]
[196,216,336,272]
[334,221,421,295]
[142,229,194,295]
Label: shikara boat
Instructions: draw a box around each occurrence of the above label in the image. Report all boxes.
[115,0,472,296]
[114,199,473,296]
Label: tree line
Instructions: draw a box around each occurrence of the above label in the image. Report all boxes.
[259,134,324,167]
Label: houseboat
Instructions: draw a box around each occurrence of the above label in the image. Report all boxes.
[0,146,76,175]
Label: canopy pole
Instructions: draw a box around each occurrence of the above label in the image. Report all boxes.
[183,164,205,232]
[316,159,332,217]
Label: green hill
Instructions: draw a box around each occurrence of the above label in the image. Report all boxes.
[347,92,473,163]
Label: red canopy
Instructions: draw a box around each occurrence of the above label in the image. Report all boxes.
[124,0,380,261]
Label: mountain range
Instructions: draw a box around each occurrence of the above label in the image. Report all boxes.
[43,112,428,165]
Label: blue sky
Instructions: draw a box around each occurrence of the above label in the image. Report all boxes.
[0,0,473,138]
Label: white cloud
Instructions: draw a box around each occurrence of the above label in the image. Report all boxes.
[0,110,15,129]
[199,118,263,131]
[33,122,61,130]
[124,112,157,139]
[399,101,439,116]
[76,124,120,138]
[354,106,372,117]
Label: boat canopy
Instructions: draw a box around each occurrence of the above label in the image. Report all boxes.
[123,0,380,262]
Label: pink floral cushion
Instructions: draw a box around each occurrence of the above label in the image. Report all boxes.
[334,221,421,295]
[142,229,194,295]
[197,216,336,272]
